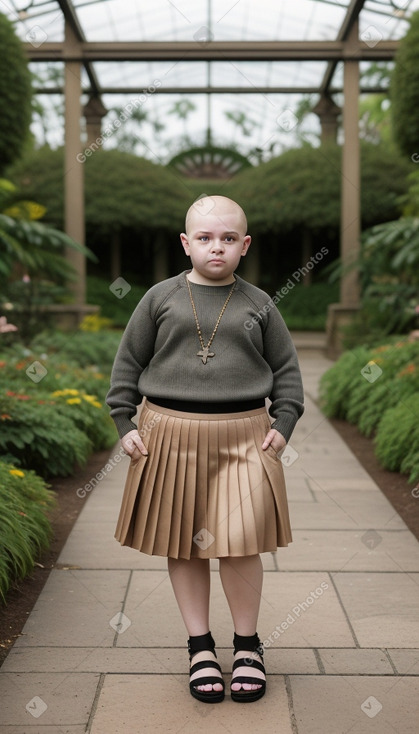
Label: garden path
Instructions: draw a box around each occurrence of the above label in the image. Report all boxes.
[1,346,419,733]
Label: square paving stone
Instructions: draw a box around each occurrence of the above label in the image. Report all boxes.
[89,673,293,734]
[333,572,419,648]
[386,649,419,675]
[289,674,419,734]
[57,524,169,570]
[13,570,130,648]
[275,530,419,572]
[319,648,394,675]
[0,672,99,727]
[1,645,320,676]
[120,571,352,650]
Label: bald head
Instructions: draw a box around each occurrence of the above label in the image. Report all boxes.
[185,195,247,237]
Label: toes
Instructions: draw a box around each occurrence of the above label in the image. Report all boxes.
[196,682,223,692]
[231,682,262,691]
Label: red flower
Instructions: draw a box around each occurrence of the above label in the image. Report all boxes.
[6,390,30,400]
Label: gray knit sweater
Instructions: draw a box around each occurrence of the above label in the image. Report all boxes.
[106,271,304,441]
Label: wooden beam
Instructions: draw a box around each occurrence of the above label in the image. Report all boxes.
[32,85,390,95]
[56,0,101,97]
[23,39,399,62]
[320,0,366,94]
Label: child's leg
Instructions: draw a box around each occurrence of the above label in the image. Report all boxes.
[219,555,265,692]
[168,557,224,694]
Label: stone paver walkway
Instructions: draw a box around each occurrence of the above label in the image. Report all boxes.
[1,349,419,733]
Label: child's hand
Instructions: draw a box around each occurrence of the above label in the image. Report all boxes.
[121,429,148,459]
[262,428,286,454]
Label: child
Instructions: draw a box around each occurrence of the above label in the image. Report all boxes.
[106,195,304,704]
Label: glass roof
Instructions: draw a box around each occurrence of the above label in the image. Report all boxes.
[3,0,419,160]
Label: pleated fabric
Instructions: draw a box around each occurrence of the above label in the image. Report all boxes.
[115,400,292,559]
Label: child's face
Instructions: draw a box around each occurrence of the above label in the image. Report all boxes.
[180,207,251,283]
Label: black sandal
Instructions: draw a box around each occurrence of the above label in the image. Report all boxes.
[188,631,225,703]
[230,632,266,703]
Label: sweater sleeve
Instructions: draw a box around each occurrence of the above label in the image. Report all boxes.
[262,306,304,442]
[106,293,157,438]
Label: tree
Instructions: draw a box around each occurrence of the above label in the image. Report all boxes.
[390,10,419,157]
[0,13,33,173]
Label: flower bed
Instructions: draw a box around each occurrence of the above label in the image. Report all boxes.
[0,330,121,599]
[319,338,419,482]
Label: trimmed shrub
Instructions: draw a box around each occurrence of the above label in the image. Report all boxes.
[0,462,55,600]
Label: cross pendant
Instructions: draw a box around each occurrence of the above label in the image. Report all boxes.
[197,346,215,364]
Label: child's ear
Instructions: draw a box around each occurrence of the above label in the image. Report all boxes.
[241,235,251,256]
[180,233,190,255]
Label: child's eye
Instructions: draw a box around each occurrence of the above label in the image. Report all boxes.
[225,236,236,243]
[199,236,209,242]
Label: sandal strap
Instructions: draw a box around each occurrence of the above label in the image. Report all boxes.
[188,631,216,660]
[190,659,222,676]
[190,676,224,688]
[232,657,265,674]
[233,632,264,657]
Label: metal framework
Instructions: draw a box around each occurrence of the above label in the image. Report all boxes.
[18,0,405,352]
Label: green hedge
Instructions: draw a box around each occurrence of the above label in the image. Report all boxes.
[0,462,55,600]
[319,338,419,482]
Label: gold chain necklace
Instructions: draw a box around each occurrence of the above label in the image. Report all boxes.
[186,274,236,364]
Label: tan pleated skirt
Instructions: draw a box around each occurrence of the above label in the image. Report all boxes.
[115,400,292,559]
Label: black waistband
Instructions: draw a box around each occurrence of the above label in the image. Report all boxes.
[148,397,265,413]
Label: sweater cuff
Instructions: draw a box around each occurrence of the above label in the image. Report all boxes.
[271,412,299,443]
[112,414,138,439]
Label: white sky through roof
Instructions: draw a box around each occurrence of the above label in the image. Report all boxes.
[2,0,418,159]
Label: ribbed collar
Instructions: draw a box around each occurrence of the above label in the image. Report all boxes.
[180,270,241,295]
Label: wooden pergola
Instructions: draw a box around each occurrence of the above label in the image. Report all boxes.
[22,0,402,353]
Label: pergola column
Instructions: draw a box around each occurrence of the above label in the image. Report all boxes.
[83,95,108,147]
[312,93,341,143]
[64,20,85,305]
[326,18,361,357]
[340,19,361,306]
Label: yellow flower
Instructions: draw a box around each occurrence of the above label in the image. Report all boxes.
[82,394,96,402]
[9,469,25,477]
[66,398,81,404]
[92,401,102,408]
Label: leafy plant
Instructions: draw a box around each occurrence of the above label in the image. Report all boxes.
[391,10,419,157]
[375,394,419,483]
[319,338,419,482]
[327,216,419,345]
[0,393,93,477]
[0,179,97,340]
[0,14,32,173]
[0,462,55,601]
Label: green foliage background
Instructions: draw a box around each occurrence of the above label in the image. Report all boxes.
[0,13,32,173]
[391,10,419,157]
